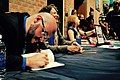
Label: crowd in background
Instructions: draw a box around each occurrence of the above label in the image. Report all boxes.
[66,0,120,44]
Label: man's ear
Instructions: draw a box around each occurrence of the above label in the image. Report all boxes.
[34,15,43,23]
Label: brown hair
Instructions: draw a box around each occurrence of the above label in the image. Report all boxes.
[39,4,58,13]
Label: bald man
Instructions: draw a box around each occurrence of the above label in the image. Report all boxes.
[0,12,57,71]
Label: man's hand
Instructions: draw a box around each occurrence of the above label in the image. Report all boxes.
[67,44,84,54]
[26,52,49,69]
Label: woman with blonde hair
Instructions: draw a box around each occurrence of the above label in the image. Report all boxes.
[67,15,81,44]
[67,15,95,44]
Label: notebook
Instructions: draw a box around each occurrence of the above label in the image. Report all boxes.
[22,49,65,71]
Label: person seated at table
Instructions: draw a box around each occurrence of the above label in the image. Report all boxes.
[0,12,58,71]
[67,15,81,44]
[71,10,95,38]
[67,15,95,45]
[86,8,95,31]
[38,4,83,54]
[78,14,88,32]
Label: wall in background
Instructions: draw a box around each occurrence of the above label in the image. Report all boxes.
[9,0,47,15]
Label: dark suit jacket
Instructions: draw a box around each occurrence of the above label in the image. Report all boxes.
[0,12,29,71]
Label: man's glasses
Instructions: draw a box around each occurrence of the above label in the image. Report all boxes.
[34,16,49,43]
[34,30,49,43]
[33,16,50,52]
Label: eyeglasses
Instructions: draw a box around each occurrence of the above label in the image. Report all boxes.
[33,16,49,43]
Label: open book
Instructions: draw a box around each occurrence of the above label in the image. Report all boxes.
[22,49,65,71]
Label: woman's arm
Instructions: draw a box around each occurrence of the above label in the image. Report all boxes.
[78,29,85,35]
[78,28,95,37]
[68,29,75,41]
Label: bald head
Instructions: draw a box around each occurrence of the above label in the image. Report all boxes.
[26,12,57,44]
[26,12,57,36]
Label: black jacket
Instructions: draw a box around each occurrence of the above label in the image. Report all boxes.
[0,12,29,71]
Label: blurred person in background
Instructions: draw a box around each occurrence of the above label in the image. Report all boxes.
[86,8,95,31]
[67,15,95,45]
[78,14,88,32]
[105,0,120,40]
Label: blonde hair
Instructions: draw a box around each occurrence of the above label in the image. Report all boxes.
[67,15,78,23]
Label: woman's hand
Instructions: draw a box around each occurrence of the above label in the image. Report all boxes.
[67,43,84,54]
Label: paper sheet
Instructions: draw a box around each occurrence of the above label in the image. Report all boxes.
[98,45,120,49]
[22,49,65,71]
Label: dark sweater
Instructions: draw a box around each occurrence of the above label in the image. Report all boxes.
[0,12,29,71]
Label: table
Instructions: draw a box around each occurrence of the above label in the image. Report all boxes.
[4,46,120,80]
